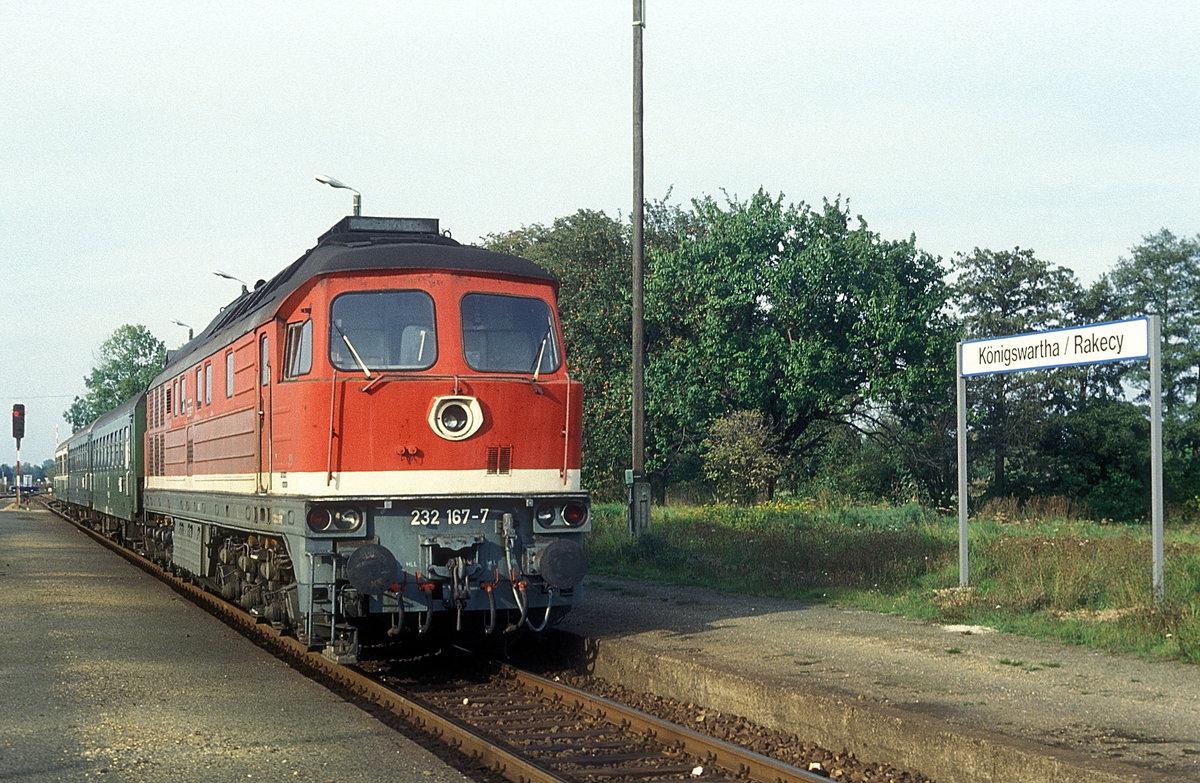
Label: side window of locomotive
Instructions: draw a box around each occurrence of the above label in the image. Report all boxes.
[260,335,270,386]
[226,350,234,397]
[460,293,561,374]
[329,291,436,371]
[284,320,313,378]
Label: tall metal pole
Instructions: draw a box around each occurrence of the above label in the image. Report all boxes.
[956,344,969,587]
[628,0,650,534]
[1149,314,1164,603]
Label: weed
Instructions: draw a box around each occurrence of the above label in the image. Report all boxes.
[998,658,1026,667]
[585,499,1200,664]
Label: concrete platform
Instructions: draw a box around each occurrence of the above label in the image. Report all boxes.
[0,507,475,783]
[557,574,1199,783]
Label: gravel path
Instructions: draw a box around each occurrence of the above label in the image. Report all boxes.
[0,508,478,783]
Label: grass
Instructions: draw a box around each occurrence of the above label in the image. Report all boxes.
[585,499,1200,664]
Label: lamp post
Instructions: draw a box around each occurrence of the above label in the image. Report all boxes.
[315,175,362,216]
[170,319,194,341]
[627,0,651,535]
[213,270,249,294]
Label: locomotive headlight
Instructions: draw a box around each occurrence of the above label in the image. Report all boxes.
[441,404,469,433]
[533,501,590,530]
[429,396,483,441]
[307,506,363,534]
[333,508,363,532]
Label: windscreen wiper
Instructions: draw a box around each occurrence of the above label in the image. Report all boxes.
[332,321,372,379]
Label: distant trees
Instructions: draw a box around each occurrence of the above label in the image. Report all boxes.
[951,232,1200,518]
[951,247,1082,499]
[65,324,165,431]
[489,192,955,503]
[1,460,53,484]
[491,197,1195,517]
[646,191,955,500]
[486,210,633,496]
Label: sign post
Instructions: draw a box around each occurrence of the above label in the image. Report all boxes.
[956,317,1164,601]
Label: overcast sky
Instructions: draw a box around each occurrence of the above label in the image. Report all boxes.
[2,1,1197,465]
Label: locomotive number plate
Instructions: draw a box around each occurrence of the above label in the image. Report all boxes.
[409,507,493,527]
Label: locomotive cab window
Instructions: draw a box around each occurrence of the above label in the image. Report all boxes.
[461,293,561,374]
[284,319,313,378]
[329,290,436,372]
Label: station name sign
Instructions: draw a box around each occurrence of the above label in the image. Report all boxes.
[961,317,1150,377]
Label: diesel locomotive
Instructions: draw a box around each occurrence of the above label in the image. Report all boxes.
[53,215,589,662]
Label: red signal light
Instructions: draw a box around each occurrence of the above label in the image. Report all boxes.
[11,404,24,441]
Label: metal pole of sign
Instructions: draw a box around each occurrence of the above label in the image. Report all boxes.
[956,343,969,587]
[1149,315,1164,604]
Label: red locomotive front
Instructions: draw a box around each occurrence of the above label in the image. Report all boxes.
[143,217,587,660]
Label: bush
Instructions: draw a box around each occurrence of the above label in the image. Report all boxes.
[701,410,782,505]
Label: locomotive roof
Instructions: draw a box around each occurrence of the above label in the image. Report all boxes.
[154,216,558,383]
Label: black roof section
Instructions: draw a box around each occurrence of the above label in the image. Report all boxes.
[154,216,557,383]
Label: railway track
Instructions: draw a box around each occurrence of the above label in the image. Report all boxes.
[44,500,829,783]
[366,657,831,783]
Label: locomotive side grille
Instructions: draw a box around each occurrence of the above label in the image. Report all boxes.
[486,445,513,475]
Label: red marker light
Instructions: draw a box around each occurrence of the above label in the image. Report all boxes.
[11,404,25,441]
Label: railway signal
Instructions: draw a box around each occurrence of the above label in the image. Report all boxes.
[11,403,23,447]
[11,403,24,506]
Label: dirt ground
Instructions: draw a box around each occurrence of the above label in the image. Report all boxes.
[557,574,1199,781]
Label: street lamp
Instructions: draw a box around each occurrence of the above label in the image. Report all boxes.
[315,174,362,216]
[170,319,194,341]
[213,270,249,294]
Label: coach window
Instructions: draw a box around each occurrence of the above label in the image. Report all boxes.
[284,319,313,378]
[461,293,561,374]
[225,351,234,397]
[260,335,270,386]
[196,368,203,408]
[329,291,436,371]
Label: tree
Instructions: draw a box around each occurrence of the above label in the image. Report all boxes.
[951,247,1081,499]
[1040,398,1150,521]
[1107,229,1200,506]
[1108,229,1200,414]
[486,211,633,497]
[702,409,781,505]
[646,190,955,493]
[65,324,165,431]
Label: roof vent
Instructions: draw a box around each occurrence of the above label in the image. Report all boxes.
[319,216,440,243]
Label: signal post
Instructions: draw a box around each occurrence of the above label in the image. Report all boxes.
[11,404,25,507]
